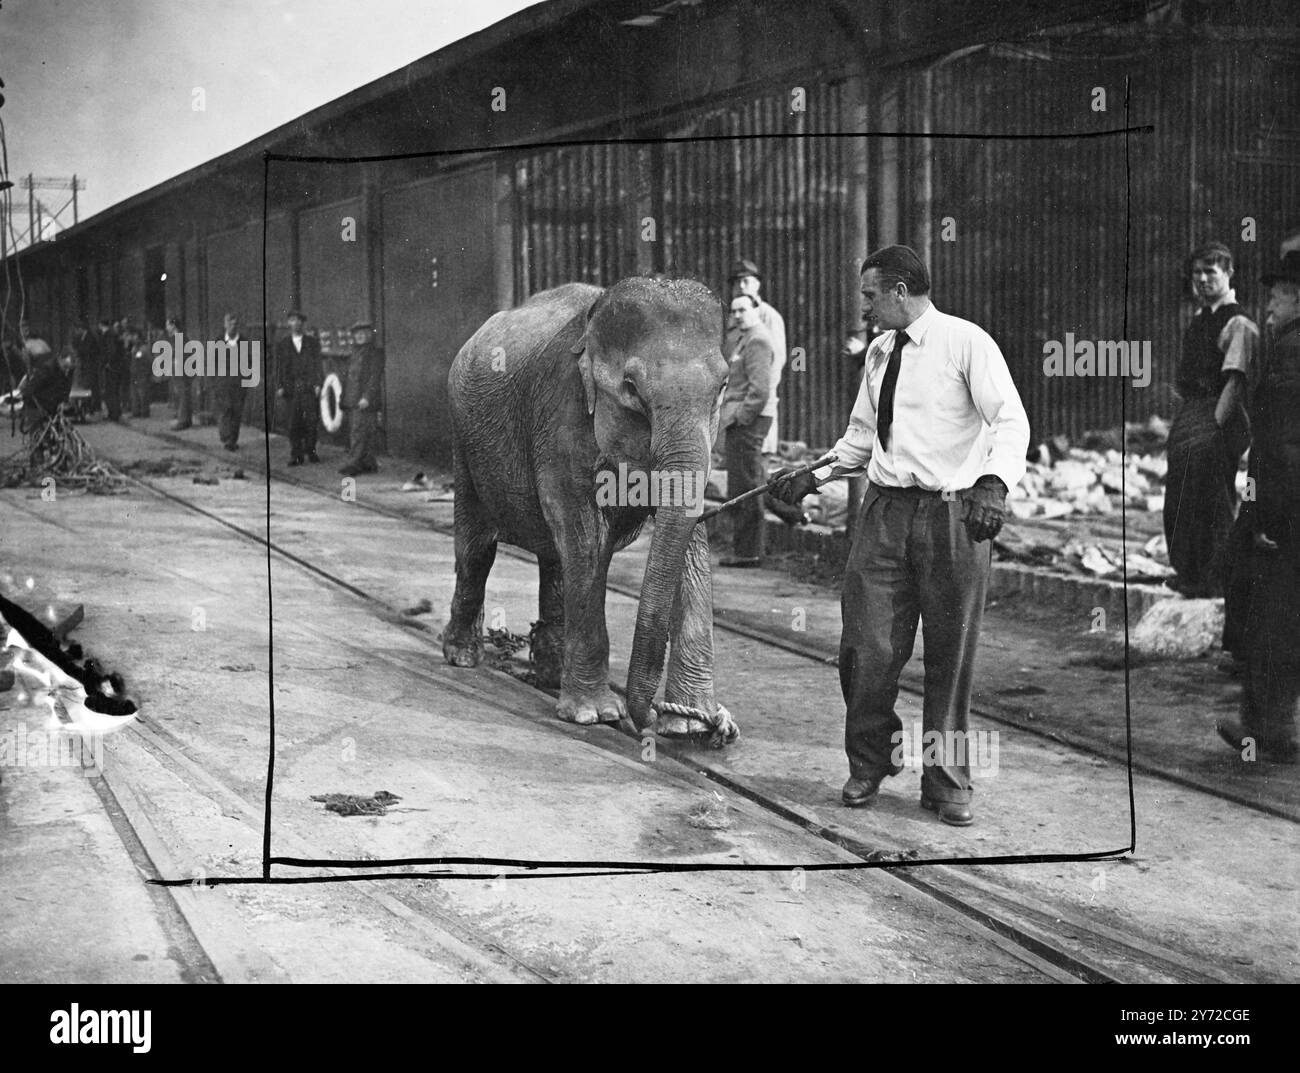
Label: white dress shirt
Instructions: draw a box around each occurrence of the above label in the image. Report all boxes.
[818,302,1029,493]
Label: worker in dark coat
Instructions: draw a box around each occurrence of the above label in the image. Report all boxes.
[338,321,384,476]
[20,348,75,432]
[214,312,246,451]
[1218,252,1300,764]
[274,310,323,466]
[71,318,102,415]
[100,318,127,422]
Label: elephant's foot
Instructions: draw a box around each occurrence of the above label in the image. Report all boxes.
[655,700,739,748]
[528,619,564,690]
[556,684,626,726]
[442,625,484,668]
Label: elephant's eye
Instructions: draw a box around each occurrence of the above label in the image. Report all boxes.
[621,378,644,413]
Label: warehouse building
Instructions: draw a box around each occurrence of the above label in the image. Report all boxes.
[4,0,1297,460]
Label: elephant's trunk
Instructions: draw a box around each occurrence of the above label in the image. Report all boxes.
[625,429,711,730]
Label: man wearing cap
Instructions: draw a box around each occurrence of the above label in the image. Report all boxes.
[338,321,384,477]
[1164,242,1258,598]
[719,293,775,566]
[275,310,323,466]
[728,259,787,455]
[772,245,1029,826]
[1217,251,1300,763]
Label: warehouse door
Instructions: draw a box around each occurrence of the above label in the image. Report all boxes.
[382,167,496,463]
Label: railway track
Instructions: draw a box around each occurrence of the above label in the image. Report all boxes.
[58,425,1271,985]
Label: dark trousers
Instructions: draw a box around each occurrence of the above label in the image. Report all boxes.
[216,378,244,447]
[129,367,151,418]
[343,406,378,470]
[173,377,194,426]
[839,484,991,804]
[285,389,318,458]
[1240,543,1300,748]
[1164,397,1249,596]
[724,415,772,559]
[102,363,126,421]
[1222,504,1255,657]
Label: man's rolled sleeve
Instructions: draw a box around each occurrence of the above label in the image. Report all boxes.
[816,355,878,481]
[967,333,1030,493]
[1219,314,1258,379]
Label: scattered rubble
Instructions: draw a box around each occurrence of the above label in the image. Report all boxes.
[310,790,403,816]
[1131,598,1225,659]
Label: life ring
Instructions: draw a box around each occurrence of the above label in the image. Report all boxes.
[320,373,343,433]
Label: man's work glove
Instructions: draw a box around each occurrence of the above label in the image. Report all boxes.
[961,476,1008,543]
[770,468,818,505]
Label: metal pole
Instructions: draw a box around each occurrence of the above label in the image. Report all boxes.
[28,174,35,247]
[72,175,78,224]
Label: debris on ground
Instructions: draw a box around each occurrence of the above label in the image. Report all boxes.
[402,598,433,617]
[311,790,403,816]
[401,472,435,492]
[486,627,528,655]
[686,791,732,830]
[1131,598,1225,659]
[192,475,219,485]
[0,411,128,494]
[122,456,203,478]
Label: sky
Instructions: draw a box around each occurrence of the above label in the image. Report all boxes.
[0,0,540,238]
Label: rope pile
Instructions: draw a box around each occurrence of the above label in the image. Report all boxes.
[0,410,127,494]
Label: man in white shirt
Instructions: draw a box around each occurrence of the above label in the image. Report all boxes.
[774,245,1029,826]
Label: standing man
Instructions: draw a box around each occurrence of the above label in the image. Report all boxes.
[1164,242,1257,598]
[728,259,787,455]
[71,317,102,417]
[773,245,1029,826]
[101,318,128,422]
[127,323,153,418]
[215,312,245,451]
[165,314,194,430]
[719,293,774,567]
[1217,252,1300,763]
[338,321,384,477]
[274,310,323,466]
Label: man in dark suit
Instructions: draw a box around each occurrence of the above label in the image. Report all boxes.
[338,321,384,476]
[274,310,323,466]
[1218,252,1300,764]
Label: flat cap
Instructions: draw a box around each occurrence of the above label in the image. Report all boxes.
[728,259,761,281]
[1262,250,1300,287]
[350,320,374,331]
[287,309,306,321]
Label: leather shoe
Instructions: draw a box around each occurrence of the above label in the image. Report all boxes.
[920,792,974,826]
[1217,720,1299,763]
[288,457,302,467]
[306,452,320,464]
[842,774,884,808]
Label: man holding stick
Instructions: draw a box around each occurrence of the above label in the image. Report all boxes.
[772,245,1029,826]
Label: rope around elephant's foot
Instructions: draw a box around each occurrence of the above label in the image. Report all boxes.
[652,700,739,749]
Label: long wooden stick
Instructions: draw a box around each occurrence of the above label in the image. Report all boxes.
[696,451,838,523]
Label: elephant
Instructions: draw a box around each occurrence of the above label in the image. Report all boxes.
[441,277,739,744]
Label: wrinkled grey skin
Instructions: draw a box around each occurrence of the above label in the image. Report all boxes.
[442,277,731,735]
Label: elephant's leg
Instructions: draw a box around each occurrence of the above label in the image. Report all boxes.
[443,475,497,669]
[545,510,625,726]
[530,556,565,689]
[659,523,736,741]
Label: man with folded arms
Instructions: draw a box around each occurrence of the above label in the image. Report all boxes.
[773,245,1029,826]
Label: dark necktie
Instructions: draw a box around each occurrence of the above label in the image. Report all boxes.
[876,329,907,451]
